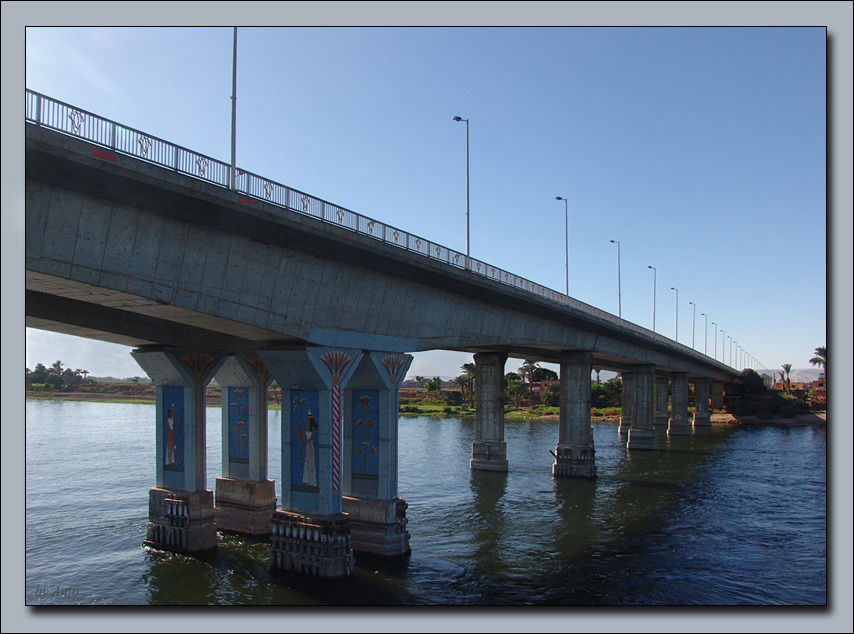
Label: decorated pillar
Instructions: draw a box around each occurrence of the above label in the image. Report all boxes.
[471,352,508,472]
[627,364,658,450]
[654,377,669,426]
[259,348,362,579]
[668,372,692,436]
[342,352,414,556]
[131,348,224,553]
[693,377,712,427]
[618,371,635,436]
[552,351,596,479]
[213,354,277,535]
[710,381,725,410]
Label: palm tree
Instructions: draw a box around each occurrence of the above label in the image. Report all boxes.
[461,363,476,410]
[519,360,539,403]
[809,346,826,381]
[781,363,793,394]
[453,375,469,409]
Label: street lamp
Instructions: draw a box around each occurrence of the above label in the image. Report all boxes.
[452,115,470,268]
[701,313,708,355]
[689,301,696,350]
[721,330,726,363]
[230,27,238,190]
[647,265,657,332]
[555,196,569,295]
[711,321,717,359]
[670,287,679,342]
[610,239,621,318]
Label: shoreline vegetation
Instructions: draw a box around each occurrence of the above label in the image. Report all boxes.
[24,386,826,427]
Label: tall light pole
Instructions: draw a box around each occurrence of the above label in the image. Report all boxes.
[689,301,696,350]
[647,265,657,332]
[230,27,238,190]
[555,196,569,295]
[610,239,621,318]
[711,321,717,359]
[721,330,726,363]
[452,116,470,268]
[670,287,679,342]
[701,313,708,355]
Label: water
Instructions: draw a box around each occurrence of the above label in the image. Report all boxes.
[24,400,826,606]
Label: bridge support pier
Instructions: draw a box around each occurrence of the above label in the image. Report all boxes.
[214,355,277,536]
[131,349,224,553]
[693,377,711,428]
[342,352,414,557]
[471,352,508,472]
[654,377,669,426]
[710,381,725,410]
[627,364,658,450]
[668,373,692,436]
[260,348,364,579]
[553,351,596,478]
[618,371,635,436]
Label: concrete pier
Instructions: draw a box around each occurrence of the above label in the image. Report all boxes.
[471,352,508,472]
[260,348,363,578]
[711,381,725,410]
[693,377,711,428]
[654,377,669,426]
[342,352,414,557]
[627,365,658,451]
[668,373,692,436]
[214,354,277,535]
[618,371,635,436]
[132,349,224,552]
[553,351,596,478]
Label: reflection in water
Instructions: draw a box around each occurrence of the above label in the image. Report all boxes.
[26,403,826,605]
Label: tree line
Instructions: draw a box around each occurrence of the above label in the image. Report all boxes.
[26,360,92,392]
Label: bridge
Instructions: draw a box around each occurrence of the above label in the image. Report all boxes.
[25,91,739,578]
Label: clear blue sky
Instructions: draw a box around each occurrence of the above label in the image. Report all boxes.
[14,13,838,382]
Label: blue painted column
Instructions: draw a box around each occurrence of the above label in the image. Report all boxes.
[213,354,276,535]
[131,348,224,553]
[259,348,363,579]
[342,352,414,556]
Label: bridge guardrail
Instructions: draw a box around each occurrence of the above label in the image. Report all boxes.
[25,90,733,371]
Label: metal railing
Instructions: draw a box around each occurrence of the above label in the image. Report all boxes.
[25,90,730,369]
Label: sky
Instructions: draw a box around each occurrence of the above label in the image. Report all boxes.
[9,7,847,384]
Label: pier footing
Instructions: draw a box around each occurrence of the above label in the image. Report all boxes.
[214,478,277,536]
[342,496,410,557]
[269,510,354,579]
[552,444,596,479]
[145,488,217,552]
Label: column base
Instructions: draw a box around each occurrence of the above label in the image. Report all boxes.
[270,510,354,579]
[145,488,217,553]
[668,419,693,436]
[618,418,632,435]
[342,496,410,557]
[654,414,669,426]
[693,413,712,427]
[552,444,596,479]
[214,478,277,536]
[627,428,659,451]
[470,441,508,472]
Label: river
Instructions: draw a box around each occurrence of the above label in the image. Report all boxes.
[24,400,827,610]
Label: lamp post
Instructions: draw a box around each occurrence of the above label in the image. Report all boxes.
[689,301,696,350]
[452,115,470,268]
[711,321,717,359]
[610,240,621,318]
[721,330,726,363]
[701,313,708,355]
[230,27,238,191]
[555,196,569,295]
[670,287,679,342]
[647,265,657,332]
